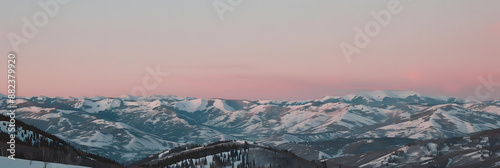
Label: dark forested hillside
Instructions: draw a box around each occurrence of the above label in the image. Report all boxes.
[0,114,122,168]
[130,141,324,168]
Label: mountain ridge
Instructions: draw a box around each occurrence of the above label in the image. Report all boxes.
[1,90,499,163]
[9,90,499,102]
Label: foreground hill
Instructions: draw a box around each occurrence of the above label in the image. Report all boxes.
[129,141,323,168]
[1,90,499,163]
[0,156,90,168]
[0,114,122,168]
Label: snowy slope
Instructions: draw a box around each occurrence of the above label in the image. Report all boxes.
[174,99,208,112]
[73,98,122,113]
[329,128,500,168]
[0,157,89,168]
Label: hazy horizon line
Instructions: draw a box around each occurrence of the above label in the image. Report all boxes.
[3,90,498,101]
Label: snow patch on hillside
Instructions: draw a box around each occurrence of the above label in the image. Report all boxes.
[175,99,208,112]
[0,157,89,168]
[74,98,121,113]
[70,131,114,148]
[213,99,234,112]
[147,100,166,108]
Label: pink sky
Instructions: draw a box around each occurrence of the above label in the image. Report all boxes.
[1,0,499,100]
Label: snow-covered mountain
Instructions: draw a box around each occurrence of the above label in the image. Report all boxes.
[1,90,499,163]
[324,128,500,167]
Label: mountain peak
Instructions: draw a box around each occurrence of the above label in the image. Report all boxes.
[147,99,167,108]
[341,90,421,101]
